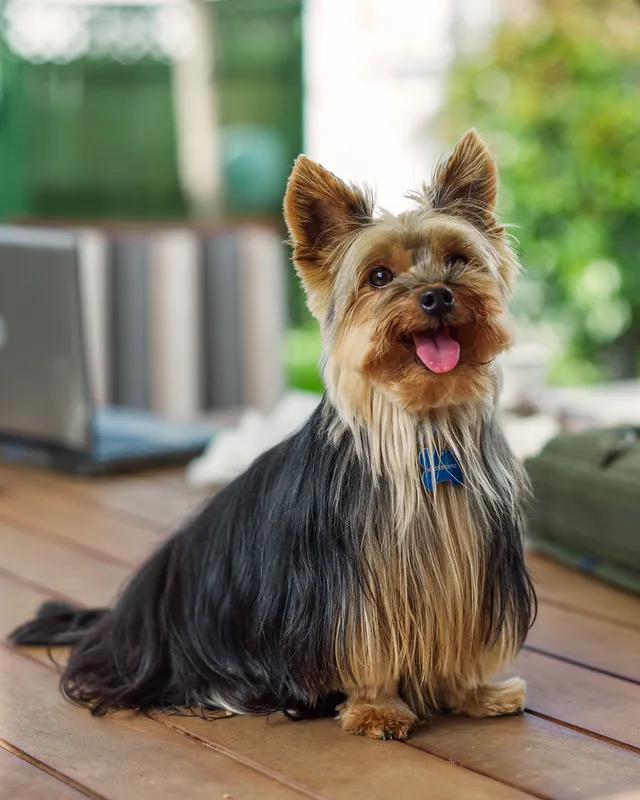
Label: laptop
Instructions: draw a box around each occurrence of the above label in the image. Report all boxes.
[0,225,218,475]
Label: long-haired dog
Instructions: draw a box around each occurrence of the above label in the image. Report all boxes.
[10,130,535,740]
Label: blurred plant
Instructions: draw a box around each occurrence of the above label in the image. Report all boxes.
[284,322,323,394]
[436,0,640,382]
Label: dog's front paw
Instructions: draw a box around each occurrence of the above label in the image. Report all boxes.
[452,677,526,718]
[338,701,417,740]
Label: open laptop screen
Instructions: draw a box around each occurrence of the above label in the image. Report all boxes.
[0,226,93,452]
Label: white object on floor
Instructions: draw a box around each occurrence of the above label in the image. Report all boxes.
[186,391,322,487]
[501,413,560,462]
[533,380,640,426]
[498,341,550,412]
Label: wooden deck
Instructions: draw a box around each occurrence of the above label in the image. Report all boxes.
[1,462,639,800]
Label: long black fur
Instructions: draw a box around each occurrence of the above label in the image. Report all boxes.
[9,397,534,717]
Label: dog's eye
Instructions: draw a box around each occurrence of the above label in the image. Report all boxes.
[445,254,468,269]
[369,267,395,288]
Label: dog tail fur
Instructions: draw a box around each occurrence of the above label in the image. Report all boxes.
[9,533,184,715]
[9,601,107,646]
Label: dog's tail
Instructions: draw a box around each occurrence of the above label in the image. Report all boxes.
[9,601,107,646]
[10,533,195,716]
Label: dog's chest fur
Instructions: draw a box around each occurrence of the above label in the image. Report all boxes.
[329,394,523,716]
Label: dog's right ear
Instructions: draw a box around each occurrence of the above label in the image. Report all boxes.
[284,156,372,319]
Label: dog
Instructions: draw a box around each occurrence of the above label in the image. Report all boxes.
[10,130,535,741]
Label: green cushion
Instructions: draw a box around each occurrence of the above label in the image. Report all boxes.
[525,427,640,593]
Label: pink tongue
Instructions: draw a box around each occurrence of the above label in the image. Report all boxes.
[413,328,460,374]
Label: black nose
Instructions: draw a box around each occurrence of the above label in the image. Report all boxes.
[419,286,455,316]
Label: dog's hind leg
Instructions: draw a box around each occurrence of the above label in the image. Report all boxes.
[336,686,418,740]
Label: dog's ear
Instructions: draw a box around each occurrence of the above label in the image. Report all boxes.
[284,156,372,318]
[430,130,498,232]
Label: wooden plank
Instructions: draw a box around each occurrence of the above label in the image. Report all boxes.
[411,713,640,800]
[0,747,90,800]
[597,793,640,800]
[162,713,533,800]
[42,472,207,531]
[0,647,305,800]
[0,484,159,567]
[0,571,58,639]
[0,463,206,533]
[0,462,163,493]
[529,552,640,631]
[0,463,53,489]
[515,649,640,749]
[153,469,205,491]
[527,602,640,683]
[0,523,128,608]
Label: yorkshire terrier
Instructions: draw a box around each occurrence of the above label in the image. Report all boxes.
[11,130,535,741]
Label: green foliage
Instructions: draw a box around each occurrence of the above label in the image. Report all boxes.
[284,323,323,393]
[437,1,640,380]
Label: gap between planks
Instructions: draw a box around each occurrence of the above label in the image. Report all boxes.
[523,644,640,688]
[524,711,640,757]
[0,737,106,800]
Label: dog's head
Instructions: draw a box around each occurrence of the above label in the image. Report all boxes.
[284,130,519,417]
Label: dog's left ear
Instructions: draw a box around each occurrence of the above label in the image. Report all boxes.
[284,155,372,319]
[430,130,499,233]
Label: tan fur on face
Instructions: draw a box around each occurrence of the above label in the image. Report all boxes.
[323,211,514,416]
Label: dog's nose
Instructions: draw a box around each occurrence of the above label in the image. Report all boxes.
[419,286,455,316]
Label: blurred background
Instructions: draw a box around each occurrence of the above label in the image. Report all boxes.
[1,0,639,452]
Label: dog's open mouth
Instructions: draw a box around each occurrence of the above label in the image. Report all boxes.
[408,326,461,374]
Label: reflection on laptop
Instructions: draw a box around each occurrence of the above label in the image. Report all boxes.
[0,225,217,475]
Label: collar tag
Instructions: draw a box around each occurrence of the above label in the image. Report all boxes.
[419,448,464,491]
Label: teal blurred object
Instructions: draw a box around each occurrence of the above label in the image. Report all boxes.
[213,0,303,221]
[222,124,288,214]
